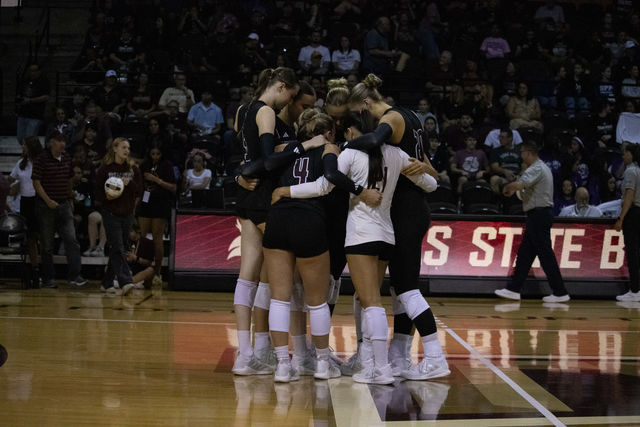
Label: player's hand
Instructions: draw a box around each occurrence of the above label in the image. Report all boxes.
[271,187,290,204]
[615,218,623,232]
[45,199,59,209]
[238,176,259,191]
[359,188,382,207]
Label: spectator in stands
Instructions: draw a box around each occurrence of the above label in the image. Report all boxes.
[414,98,432,126]
[362,16,400,75]
[75,120,106,167]
[484,127,523,149]
[534,0,565,25]
[480,24,510,59]
[346,73,359,89]
[423,114,439,135]
[554,178,575,214]
[506,82,543,133]
[16,64,50,144]
[600,173,621,203]
[621,64,640,99]
[138,142,177,281]
[108,26,139,76]
[92,70,126,123]
[393,11,420,60]
[70,163,94,247]
[451,133,489,194]
[178,6,207,37]
[332,35,361,75]
[592,100,617,149]
[616,39,639,82]
[559,62,590,119]
[8,136,42,286]
[182,152,213,206]
[298,29,331,74]
[565,137,590,190]
[333,0,362,22]
[489,127,522,194]
[442,112,475,153]
[594,66,617,104]
[46,107,74,142]
[72,103,113,150]
[64,89,87,129]
[32,132,87,289]
[497,61,519,106]
[426,50,457,100]
[126,71,157,121]
[426,132,450,185]
[71,46,106,84]
[187,89,224,148]
[158,73,195,114]
[558,187,603,218]
[514,28,543,61]
[238,33,268,79]
[144,118,172,157]
[273,3,300,35]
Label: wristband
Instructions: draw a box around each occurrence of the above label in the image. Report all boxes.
[354,185,364,196]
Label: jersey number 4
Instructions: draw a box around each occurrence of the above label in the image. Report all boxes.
[293,157,310,184]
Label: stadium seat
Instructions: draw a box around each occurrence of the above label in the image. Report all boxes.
[461,182,499,214]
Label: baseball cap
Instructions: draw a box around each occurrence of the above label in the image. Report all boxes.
[625,40,637,49]
[248,33,260,41]
[105,69,117,77]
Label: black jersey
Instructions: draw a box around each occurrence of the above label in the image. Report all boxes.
[386,105,427,193]
[273,146,326,214]
[275,117,298,147]
[235,100,275,213]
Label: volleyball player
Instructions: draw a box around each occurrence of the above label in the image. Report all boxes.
[273,109,438,384]
[342,74,450,380]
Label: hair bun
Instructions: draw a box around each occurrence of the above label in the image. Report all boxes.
[362,73,383,90]
[327,78,348,91]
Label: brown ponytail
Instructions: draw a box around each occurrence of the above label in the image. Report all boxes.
[254,67,298,99]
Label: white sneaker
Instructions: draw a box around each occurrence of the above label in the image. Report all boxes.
[82,247,95,257]
[353,363,394,385]
[390,355,412,377]
[274,360,300,383]
[402,355,450,380]
[314,358,341,380]
[291,352,316,376]
[542,294,570,303]
[494,288,521,300]
[255,347,278,371]
[133,281,145,290]
[232,351,273,376]
[100,285,122,295]
[121,283,136,296]
[616,290,640,302]
[93,246,105,257]
[340,349,363,376]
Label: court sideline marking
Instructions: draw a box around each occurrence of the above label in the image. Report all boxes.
[436,318,566,427]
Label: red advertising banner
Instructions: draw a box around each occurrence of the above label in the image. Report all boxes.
[174,215,628,279]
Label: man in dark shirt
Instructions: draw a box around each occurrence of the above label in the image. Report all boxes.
[32,132,87,288]
[489,127,522,194]
[16,64,50,144]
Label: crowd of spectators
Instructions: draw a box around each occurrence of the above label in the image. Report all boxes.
[8,0,640,263]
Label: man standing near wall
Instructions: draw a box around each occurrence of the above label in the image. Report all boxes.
[494,141,570,303]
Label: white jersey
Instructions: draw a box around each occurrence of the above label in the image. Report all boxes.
[289,146,437,246]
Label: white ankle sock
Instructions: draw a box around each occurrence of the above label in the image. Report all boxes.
[316,346,330,361]
[254,332,270,352]
[421,332,443,357]
[274,345,290,362]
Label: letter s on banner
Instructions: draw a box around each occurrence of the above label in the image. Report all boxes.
[600,230,625,269]
[425,226,452,266]
[469,227,497,267]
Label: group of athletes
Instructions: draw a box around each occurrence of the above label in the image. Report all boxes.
[229,67,450,385]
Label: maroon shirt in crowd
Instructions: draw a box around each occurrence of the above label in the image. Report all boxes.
[31,150,74,201]
[94,162,143,217]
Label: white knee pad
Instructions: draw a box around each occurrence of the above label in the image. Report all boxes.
[268,299,291,333]
[398,289,430,320]
[254,281,271,310]
[363,306,388,341]
[290,279,306,312]
[327,276,342,305]
[390,286,406,315]
[233,279,258,308]
[308,302,331,336]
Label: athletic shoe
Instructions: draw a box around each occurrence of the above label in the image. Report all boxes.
[232,351,273,376]
[133,281,145,290]
[274,360,300,383]
[92,246,105,257]
[542,294,570,303]
[69,276,88,287]
[121,283,136,296]
[100,285,122,295]
[401,355,450,380]
[314,358,341,380]
[494,288,521,300]
[353,363,395,385]
[255,347,278,371]
[82,247,95,257]
[616,290,640,302]
[390,355,412,377]
[41,280,57,289]
[291,352,316,376]
[340,349,363,376]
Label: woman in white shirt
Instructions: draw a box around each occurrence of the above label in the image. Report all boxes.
[273,110,437,384]
[331,36,361,75]
[183,152,212,193]
[8,136,43,285]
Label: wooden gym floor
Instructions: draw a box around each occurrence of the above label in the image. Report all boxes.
[0,283,639,426]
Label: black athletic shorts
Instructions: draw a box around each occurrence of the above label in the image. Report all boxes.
[235,206,268,226]
[263,206,328,258]
[344,241,394,261]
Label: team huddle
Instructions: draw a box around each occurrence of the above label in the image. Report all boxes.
[230,67,450,385]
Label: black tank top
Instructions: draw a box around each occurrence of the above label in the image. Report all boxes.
[273,146,326,214]
[275,116,298,147]
[386,105,427,193]
[237,100,267,163]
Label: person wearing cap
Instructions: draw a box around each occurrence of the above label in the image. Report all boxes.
[158,72,195,114]
[495,141,570,303]
[298,29,331,73]
[91,70,126,122]
[16,63,50,144]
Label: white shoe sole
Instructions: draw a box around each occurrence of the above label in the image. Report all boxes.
[402,367,451,380]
